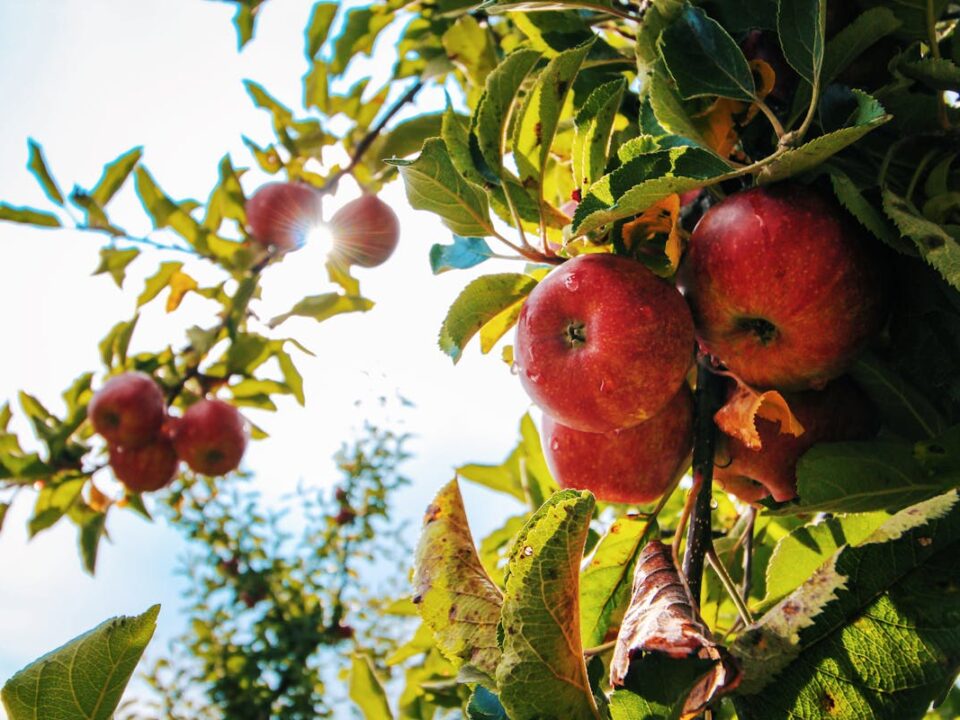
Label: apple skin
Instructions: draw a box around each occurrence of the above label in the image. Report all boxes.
[542,384,694,504]
[88,372,167,449]
[109,436,179,492]
[515,253,694,433]
[172,399,248,476]
[245,182,322,253]
[715,377,879,503]
[329,194,400,268]
[682,184,885,391]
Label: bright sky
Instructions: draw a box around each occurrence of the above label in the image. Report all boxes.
[0,0,532,708]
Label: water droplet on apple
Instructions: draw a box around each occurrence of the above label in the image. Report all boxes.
[710,498,719,510]
[510,362,520,376]
[563,273,579,291]
[528,372,541,384]
[550,439,560,451]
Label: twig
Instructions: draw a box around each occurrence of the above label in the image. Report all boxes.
[706,546,754,626]
[318,80,425,195]
[741,505,756,604]
[79,226,197,255]
[681,356,724,606]
[583,640,616,657]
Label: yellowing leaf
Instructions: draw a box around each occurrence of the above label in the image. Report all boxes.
[621,194,683,275]
[165,270,198,313]
[413,480,503,684]
[479,298,525,354]
[715,380,804,450]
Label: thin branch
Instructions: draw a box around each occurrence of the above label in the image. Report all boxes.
[583,640,616,657]
[741,505,756,603]
[706,546,754,626]
[682,357,725,606]
[318,79,425,195]
[754,99,785,139]
[78,226,197,255]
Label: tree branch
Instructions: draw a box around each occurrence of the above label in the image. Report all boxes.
[682,356,724,606]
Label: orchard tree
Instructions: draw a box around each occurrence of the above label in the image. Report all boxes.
[2,0,960,719]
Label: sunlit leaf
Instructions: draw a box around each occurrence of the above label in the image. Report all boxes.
[267,293,374,328]
[27,139,64,205]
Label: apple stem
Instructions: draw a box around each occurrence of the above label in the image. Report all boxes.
[706,546,754,626]
[741,505,756,601]
[754,99,785,140]
[681,356,725,607]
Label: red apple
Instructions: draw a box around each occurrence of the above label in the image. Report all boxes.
[329,194,400,268]
[172,399,247,476]
[515,253,694,433]
[245,182,322,253]
[714,377,879,503]
[88,372,167,449]
[543,384,694,504]
[682,184,885,391]
[109,436,179,492]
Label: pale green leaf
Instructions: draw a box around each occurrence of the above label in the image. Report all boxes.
[0,203,61,227]
[305,2,338,59]
[90,147,142,208]
[349,654,394,720]
[27,139,64,205]
[573,78,626,191]
[267,293,373,329]
[93,247,139,288]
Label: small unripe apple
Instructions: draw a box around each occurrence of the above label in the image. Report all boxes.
[515,253,694,433]
[542,384,694,504]
[245,182,322,253]
[88,372,167,449]
[714,377,879,503]
[172,399,248,476]
[682,184,885,391]
[109,436,179,492]
[328,194,400,268]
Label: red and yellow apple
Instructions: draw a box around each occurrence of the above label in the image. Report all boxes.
[245,181,322,253]
[682,184,885,391]
[542,384,694,504]
[329,194,400,268]
[172,399,248,476]
[515,254,694,433]
[715,377,879,503]
[88,372,167,449]
[109,436,180,492]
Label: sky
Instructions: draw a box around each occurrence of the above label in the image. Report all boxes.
[0,0,533,711]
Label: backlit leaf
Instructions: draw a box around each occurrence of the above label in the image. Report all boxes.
[305,2,338,59]
[93,247,139,288]
[349,654,393,720]
[90,147,142,208]
[267,293,373,328]
[0,204,61,227]
[430,235,495,274]
[573,78,626,191]
[27,139,64,205]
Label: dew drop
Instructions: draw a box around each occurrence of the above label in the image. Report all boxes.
[710,499,719,510]
[522,546,534,557]
[510,362,520,376]
[528,372,541,384]
[550,439,560,451]
[563,273,580,291]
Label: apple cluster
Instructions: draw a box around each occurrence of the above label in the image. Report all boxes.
[88,372,248,493]
[515,183,884,506]
[245,181,400,268]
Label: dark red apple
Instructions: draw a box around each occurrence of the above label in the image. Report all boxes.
[682,184,884,391]
[109,436,179,492]
[328,194,400,268]
[715,377,879,503]
[542,384,694,504]
[88,372,166,449]
[245,182,322,253]
[515,253,694,433]
[172,399,247,476]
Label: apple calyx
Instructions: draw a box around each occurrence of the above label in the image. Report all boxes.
[564,321,587,348]
[735,316,778,346]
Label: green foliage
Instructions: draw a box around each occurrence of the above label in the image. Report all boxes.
[1,605,158,720]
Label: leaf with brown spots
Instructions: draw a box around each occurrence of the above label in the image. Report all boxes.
[714,378,804,450]
[413,479,503,686]
[610,540,741,718]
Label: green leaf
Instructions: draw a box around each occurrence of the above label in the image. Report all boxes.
[851,353,947,440]
[413,480,503,684]
[77,509,107,575]
[497,490,600,720]
[658,4,756,101]
[473,49,543,178]
[883,190,960,291]
[203,155,246,232]
[305,2,338,59]
[29,477,86,537]
[573,146,731,235]
[573,78,626,191]
[0,203,61,227]
[479,515,527,586]
[580,515,657,649]
[822,7,901,84]
[760,512,889,609]
[608,656,717,720]
[231,2,263,49]
[467,686,508,720]
[390,138,495,238]
[137,261,183,307]
[513,40,593,187]
[779,439,959,515]
[438,273,538,363]
[98,315,139,368]
[134,167,203,249]
[828,170,909,252]
[430,235,495,274]
[93,247,139,288]
[267,293,373,329]
[0,502,8,532]
[758,91,889,184]
[777,0,825,86]
[646,71,709,148]
[458,413,556,506]
[242,136,283,174]
[331,7,393,75]
[349,654,394,720]
[275,345,305,406]
[734,492,960,717]
[90,147,142,208]
[27,139,64,205]
[442,15,499,86]
[1,605,159,720]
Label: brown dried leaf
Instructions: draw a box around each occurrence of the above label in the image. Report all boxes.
[714,379,804,450]
[610,540,741,718]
